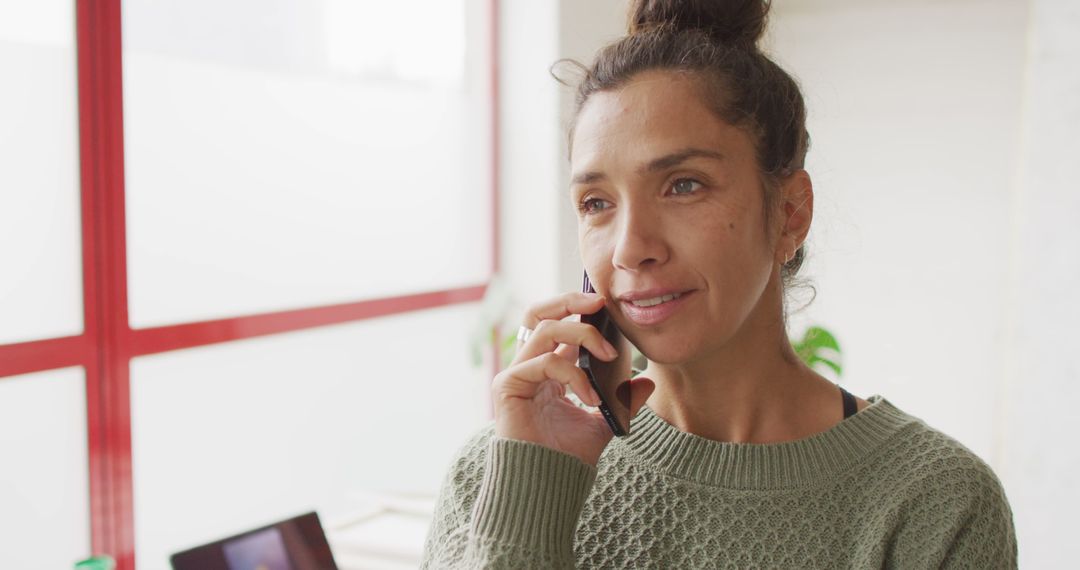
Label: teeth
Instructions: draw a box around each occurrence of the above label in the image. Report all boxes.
[630,292,682,307]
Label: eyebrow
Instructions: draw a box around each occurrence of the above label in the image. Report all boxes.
[570,147,725,186]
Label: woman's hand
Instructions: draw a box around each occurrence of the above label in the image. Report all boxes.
[492,291,655,466]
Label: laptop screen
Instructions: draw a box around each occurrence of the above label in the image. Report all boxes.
[170,511,337,570]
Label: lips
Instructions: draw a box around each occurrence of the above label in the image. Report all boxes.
[617,287,692,303]
[626,291,684,307]
[618,290,694,326]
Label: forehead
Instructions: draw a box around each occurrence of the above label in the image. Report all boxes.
[570,71,749,172]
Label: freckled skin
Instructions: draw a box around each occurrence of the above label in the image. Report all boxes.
[568,71,862,445]
[570,71,778,367]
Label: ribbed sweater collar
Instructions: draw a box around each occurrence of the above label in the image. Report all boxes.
[621,395,915,490]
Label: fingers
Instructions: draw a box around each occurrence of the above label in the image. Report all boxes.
[521,292,606,329]
[512,318,618,368]
[495,352,601,406]
[553,342,579,362]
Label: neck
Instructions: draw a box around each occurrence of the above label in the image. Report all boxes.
[641,276,840,444]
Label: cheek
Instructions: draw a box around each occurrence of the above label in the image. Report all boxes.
[708,190,769,254]
[682,204,741,252]
[578,227,611,280]
[578,226,603,258]
[682,205,766,282]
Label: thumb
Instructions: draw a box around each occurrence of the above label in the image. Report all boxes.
[627,377,655,418]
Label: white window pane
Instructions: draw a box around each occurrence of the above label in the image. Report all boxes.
[0,367,91,567]
[131,303,490,569]
[0,0,83,344]
[0,0,72,46]
[122,0,492,329]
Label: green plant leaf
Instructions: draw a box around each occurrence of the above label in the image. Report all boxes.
[802,326,840,352]
[500,332,517,368]
[791,325,843,378]
[805,354,843,376]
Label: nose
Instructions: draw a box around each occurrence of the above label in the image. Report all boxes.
[611,200,669,272]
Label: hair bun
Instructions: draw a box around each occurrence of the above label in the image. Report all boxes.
[628,0,769,50]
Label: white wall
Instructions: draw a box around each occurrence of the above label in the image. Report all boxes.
[496,0,1079,567]
[497,0,562,308]
[768,0,1027,465]
[770,1,1080,565]
[1001,0,1080,566]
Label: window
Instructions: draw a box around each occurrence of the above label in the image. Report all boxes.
[0,1,497,567]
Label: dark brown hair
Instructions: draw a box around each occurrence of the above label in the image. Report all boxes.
[561,0,813,308]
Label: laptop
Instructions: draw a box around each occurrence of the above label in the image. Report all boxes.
[170,511,338,570]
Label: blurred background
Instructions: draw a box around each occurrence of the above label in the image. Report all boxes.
[0,0,1076,568]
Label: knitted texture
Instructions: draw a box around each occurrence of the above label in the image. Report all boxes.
[421,396,1017,569]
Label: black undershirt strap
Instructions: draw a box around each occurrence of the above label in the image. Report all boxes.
[839,386,858,420]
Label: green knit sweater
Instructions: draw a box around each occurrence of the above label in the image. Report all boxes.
[421,396,1017,568]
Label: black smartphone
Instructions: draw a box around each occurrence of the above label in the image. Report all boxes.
[579,270,633,436]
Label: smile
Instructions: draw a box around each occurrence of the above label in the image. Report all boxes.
[620,291,693,326]
[629,292,683,307]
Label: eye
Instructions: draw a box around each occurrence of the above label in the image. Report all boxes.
[670,178,703,196]
[578,197,611,215]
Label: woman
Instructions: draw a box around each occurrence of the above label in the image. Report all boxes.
[422,1,1017,568]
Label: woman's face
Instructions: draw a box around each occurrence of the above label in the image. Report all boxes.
[570,70,784,365]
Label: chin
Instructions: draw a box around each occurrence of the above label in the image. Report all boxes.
[631,336,698,366]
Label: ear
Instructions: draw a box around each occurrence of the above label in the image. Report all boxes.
[774,169,813,265]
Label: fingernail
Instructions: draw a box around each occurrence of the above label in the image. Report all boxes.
[591,387,602,406]
[604,342,618,359]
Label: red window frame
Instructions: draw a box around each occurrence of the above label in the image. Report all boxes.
[0,1,501,568]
